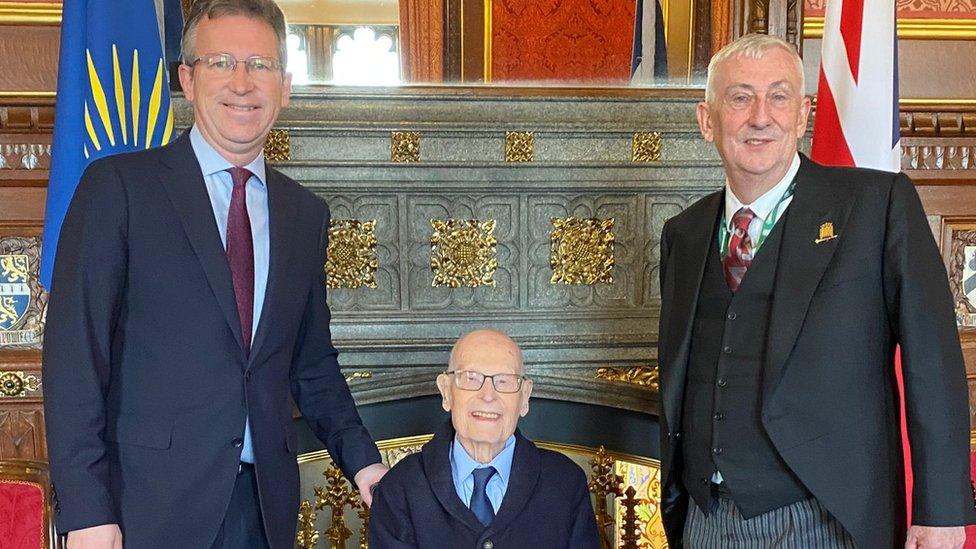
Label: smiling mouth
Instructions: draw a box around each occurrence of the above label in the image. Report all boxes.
[744,138,773,145]
[223,103,259,112]
[471,411,500,420]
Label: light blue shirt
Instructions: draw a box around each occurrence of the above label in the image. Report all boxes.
[450,435,516,514]
[189,126,269,464]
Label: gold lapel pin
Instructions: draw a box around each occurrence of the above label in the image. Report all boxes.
[815,222,838,244]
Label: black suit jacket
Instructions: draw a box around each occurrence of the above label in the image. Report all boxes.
[657,157,975,548]
[369,420,600,549]
[42,132,381,549]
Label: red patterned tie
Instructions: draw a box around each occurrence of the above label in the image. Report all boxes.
[723,207,756,292]
[226,167,254,355]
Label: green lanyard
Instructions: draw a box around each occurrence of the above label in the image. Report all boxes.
[718,179,797,257]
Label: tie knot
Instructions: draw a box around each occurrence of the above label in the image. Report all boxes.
[472,466,496,488]
[227,167,253,188]
[731,207,755,233]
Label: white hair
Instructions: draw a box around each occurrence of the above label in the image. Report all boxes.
[705,34,805,104]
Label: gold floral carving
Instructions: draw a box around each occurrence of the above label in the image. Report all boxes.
[0,371,39,398]
[343,371,373,383]
[314,465,361,549]
[589,446,623,548]
[430,219,497,288]
[326,220,378,289]
[505,131,534,162]
[391,131,421,162]
[385,444,425,467]
[296,500,320,549]
[550,217,615,285]
[263,129,290,162]
[632,131,662,162]
[595,366,660,391]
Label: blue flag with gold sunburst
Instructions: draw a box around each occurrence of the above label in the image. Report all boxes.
[41,0,178,288]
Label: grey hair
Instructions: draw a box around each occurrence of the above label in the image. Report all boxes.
[181,0,288,67]
[704,34,805,104]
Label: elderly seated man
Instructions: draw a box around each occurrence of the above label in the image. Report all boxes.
[369,329,600,548]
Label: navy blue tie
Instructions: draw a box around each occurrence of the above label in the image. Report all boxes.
[470,467,496,526]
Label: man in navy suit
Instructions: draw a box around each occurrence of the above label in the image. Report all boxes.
[369,329,600,549]
[42,1,387,548]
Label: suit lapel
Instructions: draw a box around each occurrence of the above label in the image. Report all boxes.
[423,422,487,534]
[158,132,246,354]
[486,431,540,535]
[248,167,297,366]
[660,191,723,430]
[761,158,854,403]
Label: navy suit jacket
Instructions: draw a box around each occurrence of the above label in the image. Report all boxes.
[369,420,600,549]
[657,157,975,548]
[42,132,381,549]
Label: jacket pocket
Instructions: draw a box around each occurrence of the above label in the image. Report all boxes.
[104,413,174,449]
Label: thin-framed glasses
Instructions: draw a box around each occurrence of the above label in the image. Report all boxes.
[189,53,283,76]
[444,370,527,393]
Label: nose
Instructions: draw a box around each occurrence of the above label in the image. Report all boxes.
[477,379,499,401]
[227,62,254,93]
[749,95,772,127]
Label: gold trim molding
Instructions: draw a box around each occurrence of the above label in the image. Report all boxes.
[391,131,420,162]
[804,17,976,40]
[0,370,39,398]
[505,131,534,162]
[0,2,61,25]
[595,366,660,391]
[263,129,290,162]
[632,131,662,162]
[430,218,497,288]
[550,217,615,285]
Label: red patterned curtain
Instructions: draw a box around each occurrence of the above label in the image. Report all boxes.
[491,0,637,83]
[398,0,444,82]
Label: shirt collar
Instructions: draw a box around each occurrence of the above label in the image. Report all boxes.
[451,434,517,488]
[724,152,800,228]
[189,125,267,186]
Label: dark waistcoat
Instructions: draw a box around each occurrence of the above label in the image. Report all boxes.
[680,208,811,518]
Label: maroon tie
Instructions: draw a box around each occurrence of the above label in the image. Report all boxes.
[226,167,254,355]
[723,207,756,292]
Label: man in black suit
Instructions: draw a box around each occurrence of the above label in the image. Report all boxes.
[369,329,600,548]
[657,34,974,548]
[42,2,387,548]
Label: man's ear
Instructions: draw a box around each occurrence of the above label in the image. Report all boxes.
[178,63,195,102]
[696,101,714,143]
[519,379,533,417]
[436,374,452,413]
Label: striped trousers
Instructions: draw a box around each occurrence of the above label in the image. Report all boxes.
[683,494,857,548]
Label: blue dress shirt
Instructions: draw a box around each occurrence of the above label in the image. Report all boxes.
[451,434,516,514]
[189,126,269,464]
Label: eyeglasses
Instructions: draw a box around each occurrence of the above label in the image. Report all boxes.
[189,53,283,76]
[444,370,527,393]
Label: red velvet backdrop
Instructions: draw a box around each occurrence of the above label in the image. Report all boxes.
[490,0,636,83]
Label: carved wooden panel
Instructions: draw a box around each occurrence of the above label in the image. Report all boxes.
[0,26,59,91]
[0,406,45,459]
